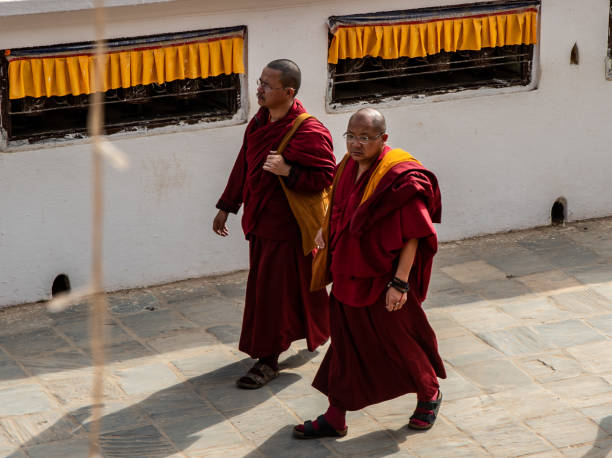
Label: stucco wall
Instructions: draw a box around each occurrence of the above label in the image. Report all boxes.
[1,0,611,306]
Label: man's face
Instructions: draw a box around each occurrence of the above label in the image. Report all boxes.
[256,66,291,108]
[345,115,387,167]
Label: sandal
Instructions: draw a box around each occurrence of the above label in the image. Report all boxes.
[293,414,348,439]
[236,361,279,389]
[408,390,443,430]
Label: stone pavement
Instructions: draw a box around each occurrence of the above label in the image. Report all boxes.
[0,219,612,457]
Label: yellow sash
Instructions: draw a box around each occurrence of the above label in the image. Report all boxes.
[276,113,331,255]
[360,148,421,205]
[310,148,420,291]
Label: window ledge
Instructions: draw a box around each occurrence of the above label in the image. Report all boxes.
[0,109,247,153]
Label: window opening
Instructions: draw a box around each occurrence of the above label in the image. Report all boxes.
[327,1,539,106]
[1,26,246,144]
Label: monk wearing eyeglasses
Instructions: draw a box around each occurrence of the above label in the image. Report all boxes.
[213,59,335,389]
[294,108,445,438]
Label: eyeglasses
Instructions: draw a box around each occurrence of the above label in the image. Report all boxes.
[256,78,285,91]
[343,132,385,144]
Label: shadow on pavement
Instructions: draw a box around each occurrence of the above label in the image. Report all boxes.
[245,424,421,457]
[9,349,318,457]
[582,415,612,458]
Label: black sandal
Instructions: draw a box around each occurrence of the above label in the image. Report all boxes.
[408,390,443,430]
[293,414,348,439]
[236,361,279,389]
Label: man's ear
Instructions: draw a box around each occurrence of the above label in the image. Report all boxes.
[382,133,389,142]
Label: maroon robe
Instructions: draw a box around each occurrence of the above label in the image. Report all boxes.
[312,146,446,411]
[217,100,335,358]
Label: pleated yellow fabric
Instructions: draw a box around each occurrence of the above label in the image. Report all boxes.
[8,36,245,99]
[328,11,537,64]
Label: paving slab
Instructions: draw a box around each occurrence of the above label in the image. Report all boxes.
[499,296,576,325]
[441,260,508,283]
[0,411,80,446]
[478,326,555,356]
[19,349,92,381]
[173,295,245,326]
[456,358,534,393]
[517,270,582,293]
[56,318,133,349]
[73,400,150,434]
[160,412,244,453]
[471,422,553,456]
[566,340,612,374]
[516,353,584,383]
[437,366,482,401]
[44,375,123,406]
[534,319,606,347]
[587,313,612,337]
[0,358,28,382]
[450,305,519,332]
[24,438,90,458]
[543,376,612,408]
[107,290,162,315]
[475,246,555,277]
[490,384,571,420]
[118,308,198,339]
[526,410,601,448]
[138,385,212,423]
[549,289,612,316]
[0,328,71,359]
[99,423,178,457]
[0,384,55,416]
[112,361,181,395]
[437,334,502,366]
[441,394,515,431]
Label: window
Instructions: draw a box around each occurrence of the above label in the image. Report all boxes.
[0,26,246,145]
[327,1,540,108]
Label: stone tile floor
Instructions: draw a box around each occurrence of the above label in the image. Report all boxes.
[1,218,612,457]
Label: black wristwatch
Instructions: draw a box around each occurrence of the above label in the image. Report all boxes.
[387,277,410,293]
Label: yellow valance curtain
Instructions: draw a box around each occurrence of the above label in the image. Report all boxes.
[328,10,538,64]
[8,36,245,99]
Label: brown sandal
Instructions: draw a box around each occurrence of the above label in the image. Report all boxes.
[236,361,279,389]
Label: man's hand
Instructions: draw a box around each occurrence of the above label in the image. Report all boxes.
[315,228,325,249]
[385,286,407,312]
[213,210,229,237]
[263,152,291,176]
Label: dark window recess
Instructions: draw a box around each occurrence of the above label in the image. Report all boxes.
[5,74,240,142]
[330,44,534,105]
[0,26,245,144]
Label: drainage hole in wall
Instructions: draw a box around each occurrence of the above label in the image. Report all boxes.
[52,274,71,297]
[551,198,566,226]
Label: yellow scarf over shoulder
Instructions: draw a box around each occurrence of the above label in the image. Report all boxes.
[310,147,420,291]
[360,148,421,205]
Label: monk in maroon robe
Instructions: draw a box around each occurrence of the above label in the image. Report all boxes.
[213,59,335,388]
[294,108,445,438]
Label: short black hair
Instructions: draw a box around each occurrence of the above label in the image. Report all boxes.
[266,59,301,95]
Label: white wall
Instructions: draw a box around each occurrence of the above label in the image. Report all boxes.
[1,0,611,306]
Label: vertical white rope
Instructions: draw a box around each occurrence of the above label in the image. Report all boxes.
[88,1,107,456]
